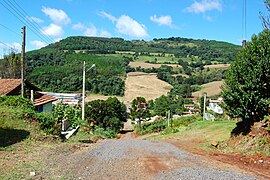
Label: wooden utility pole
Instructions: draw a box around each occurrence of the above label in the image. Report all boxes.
[21,26,26,97]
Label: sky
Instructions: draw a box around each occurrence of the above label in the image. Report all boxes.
[0,0,268,57]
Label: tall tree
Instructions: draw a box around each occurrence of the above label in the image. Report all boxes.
[222,30,270,135]
[260,0,270,29]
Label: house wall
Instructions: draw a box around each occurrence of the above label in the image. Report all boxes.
[43,102,53,114]
[37,102,53,114]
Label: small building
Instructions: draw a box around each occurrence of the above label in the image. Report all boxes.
[38,92,82,105]
[184,104,195,110]
[209,99,222,105]
[34,93,58,114]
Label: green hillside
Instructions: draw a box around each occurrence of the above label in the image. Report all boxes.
[1,36,241,95]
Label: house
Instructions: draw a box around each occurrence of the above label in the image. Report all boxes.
[34,93,58,113]
[209,99,223,105]
[0,78,41,96]
[184,104,195,110]
[0,78,57,113]
[38,92,82,105]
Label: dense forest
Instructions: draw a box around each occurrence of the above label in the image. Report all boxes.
[0,36,240,95]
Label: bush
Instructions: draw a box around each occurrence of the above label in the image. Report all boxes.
[135,119,167,135]
[93,126,117,138]
[35,113,56,134]
[0,96,34,110]
[172,115,202,127]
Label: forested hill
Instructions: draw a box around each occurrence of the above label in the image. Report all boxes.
[46,36,241,63]
[1,36,241,95]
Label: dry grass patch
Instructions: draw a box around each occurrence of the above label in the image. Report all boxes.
[124,72,172,104]
[85,72,172,105]
[204,64,230,69]
[85,94,124,103]
[129,62,182,69]
[192,81,224,97]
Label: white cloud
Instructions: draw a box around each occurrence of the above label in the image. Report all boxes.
[26,16,44,24]
[73,22,111,37]
[99,11,117,22]
[84,25,97,36]
[41,23,63,37]
[185,0,222,14]
[30,40,47,49]
[101,11,148,38]
[41,6,71,25]
[150,15,173,27]
[0,42,21,52]
[72,22,85,31]
[100,30,111,37]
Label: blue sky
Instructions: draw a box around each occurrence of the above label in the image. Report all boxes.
[0,0,267,57]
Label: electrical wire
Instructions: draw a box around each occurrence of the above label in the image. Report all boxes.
[0,23,21,37]
[0,0,53,45]
[8,0,55,43]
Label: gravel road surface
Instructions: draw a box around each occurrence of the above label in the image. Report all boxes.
[40,137,259,180]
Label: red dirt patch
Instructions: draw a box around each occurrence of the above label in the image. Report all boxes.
[170,139,270,179]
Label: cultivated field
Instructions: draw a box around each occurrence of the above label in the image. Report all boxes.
[192,80,224,97]
[124,72,172,103]
[129,62,182,69]
[86,72,172,105]
[204,64,230,69]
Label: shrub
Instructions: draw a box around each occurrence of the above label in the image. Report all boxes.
[135,119,167,135]
[35,112,55,134]
[93,126,117,138]
[0,96,34,110]
[172,115,202,127]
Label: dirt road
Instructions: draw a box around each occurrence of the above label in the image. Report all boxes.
[34,133,263,180]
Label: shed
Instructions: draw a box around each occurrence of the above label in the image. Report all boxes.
[34,93,58,114]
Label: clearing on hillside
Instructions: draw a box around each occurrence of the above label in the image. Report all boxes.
[85,72,172,105]
[192,81,224,97]
[204,64,230,69]
[124,72,172,104]
[129,62,182,69]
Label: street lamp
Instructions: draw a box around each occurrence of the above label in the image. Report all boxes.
[82,61,95,120]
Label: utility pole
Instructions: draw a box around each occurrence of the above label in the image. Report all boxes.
[21,26,26,97]
[203,92,207,120]
[82,61,86,120]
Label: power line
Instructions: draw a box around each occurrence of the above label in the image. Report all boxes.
[0,40,15,50]
[8,0,55,43]
[0,0,53,45]
[0,23,21,37]
[1,0,52,44]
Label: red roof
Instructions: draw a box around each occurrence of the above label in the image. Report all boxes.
[0,78,41,95]
[34,94,58,106]
[0,79,21,95]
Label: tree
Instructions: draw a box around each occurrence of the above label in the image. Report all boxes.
[222,30,270,135]
[85,97,127,132]
[260,0,270,29]
[129,97,151,126]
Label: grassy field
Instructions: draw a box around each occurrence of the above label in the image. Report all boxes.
[204,64,230,69]
[129,62,182,68]
[146,120,237,149]
[192,80,224,97]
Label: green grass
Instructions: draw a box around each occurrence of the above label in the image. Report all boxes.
[146,119,236,146]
